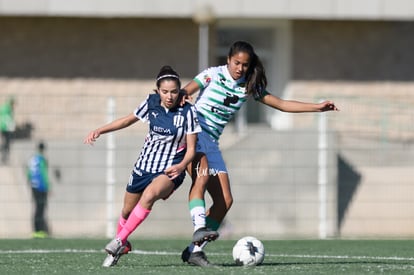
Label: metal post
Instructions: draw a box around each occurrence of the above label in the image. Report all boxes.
[318,111,328,239]
[198,23,209,72]
[193,2,214,72]
[106,97,115,238]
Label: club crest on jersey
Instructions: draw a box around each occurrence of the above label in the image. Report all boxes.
[173,113,184,128]
[203,74,212,83]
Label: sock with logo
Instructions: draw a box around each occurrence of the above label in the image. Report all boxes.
[189,198,206,232]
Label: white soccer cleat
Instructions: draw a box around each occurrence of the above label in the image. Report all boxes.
[105,238,123,256]
[102,240,132,267]
[102,254,116,267]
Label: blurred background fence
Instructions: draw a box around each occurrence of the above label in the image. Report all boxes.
[1,0,414,240]
[1,83,413,239]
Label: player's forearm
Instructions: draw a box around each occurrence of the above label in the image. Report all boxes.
[278,100,321,113]
[178,144,197,172]
[262,94,320,113]
[182,80,201,97]
[179,134,198,169]
[98,115,137,134]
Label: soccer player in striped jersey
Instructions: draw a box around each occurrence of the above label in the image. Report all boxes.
[180,41,339,266]
[84,65,201,267]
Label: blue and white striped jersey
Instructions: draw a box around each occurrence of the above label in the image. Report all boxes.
[134,93,201,173]
[193,65,249,140]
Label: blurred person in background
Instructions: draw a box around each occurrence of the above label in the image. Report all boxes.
[179,40,339,266]
[84,65,201,267]
[27,141,51,238]
[0,96,15,164]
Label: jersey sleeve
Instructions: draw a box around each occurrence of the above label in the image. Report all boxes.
[193,67,215,90]
[185,105,201,135]
[133,95,150,122]
[252,86,270,101]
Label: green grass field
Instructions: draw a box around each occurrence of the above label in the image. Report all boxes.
[1,238,413,274]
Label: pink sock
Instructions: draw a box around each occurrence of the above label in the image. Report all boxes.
[117,215,127,234]
[117,203,151,242]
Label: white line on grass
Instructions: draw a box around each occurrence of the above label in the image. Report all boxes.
[1,249,414,262]
[270,254,414,262]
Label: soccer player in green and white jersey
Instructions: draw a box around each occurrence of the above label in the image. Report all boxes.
[180,41,339,266]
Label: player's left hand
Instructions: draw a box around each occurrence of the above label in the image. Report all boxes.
[319,100,339,112]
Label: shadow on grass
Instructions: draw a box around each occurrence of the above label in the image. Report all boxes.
[220,260,397,267]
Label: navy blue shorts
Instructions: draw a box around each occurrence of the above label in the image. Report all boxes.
[126,168,186,194]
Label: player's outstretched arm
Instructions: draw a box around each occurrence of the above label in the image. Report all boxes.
[260,93,339,113]
[84,113,139,145]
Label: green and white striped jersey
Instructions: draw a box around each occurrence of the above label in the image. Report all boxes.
[194,65,249,140]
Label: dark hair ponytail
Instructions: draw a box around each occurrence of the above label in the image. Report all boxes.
[228,41,267,96]
[155,65,181,89]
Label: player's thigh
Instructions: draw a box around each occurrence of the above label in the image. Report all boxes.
[141,175,175,204]
[187,152,208,181]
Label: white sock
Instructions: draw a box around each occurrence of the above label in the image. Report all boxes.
[189,241,208,253]
[190,206,206,232]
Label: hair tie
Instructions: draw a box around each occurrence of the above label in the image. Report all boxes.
[156,74,179,82]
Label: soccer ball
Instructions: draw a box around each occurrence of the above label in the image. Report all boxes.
[232,236,265,266]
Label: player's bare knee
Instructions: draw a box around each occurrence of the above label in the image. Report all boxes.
[121,209,131,219]
[226,198,233,210]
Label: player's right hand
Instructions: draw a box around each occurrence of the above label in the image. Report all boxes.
[84,130,100,145]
